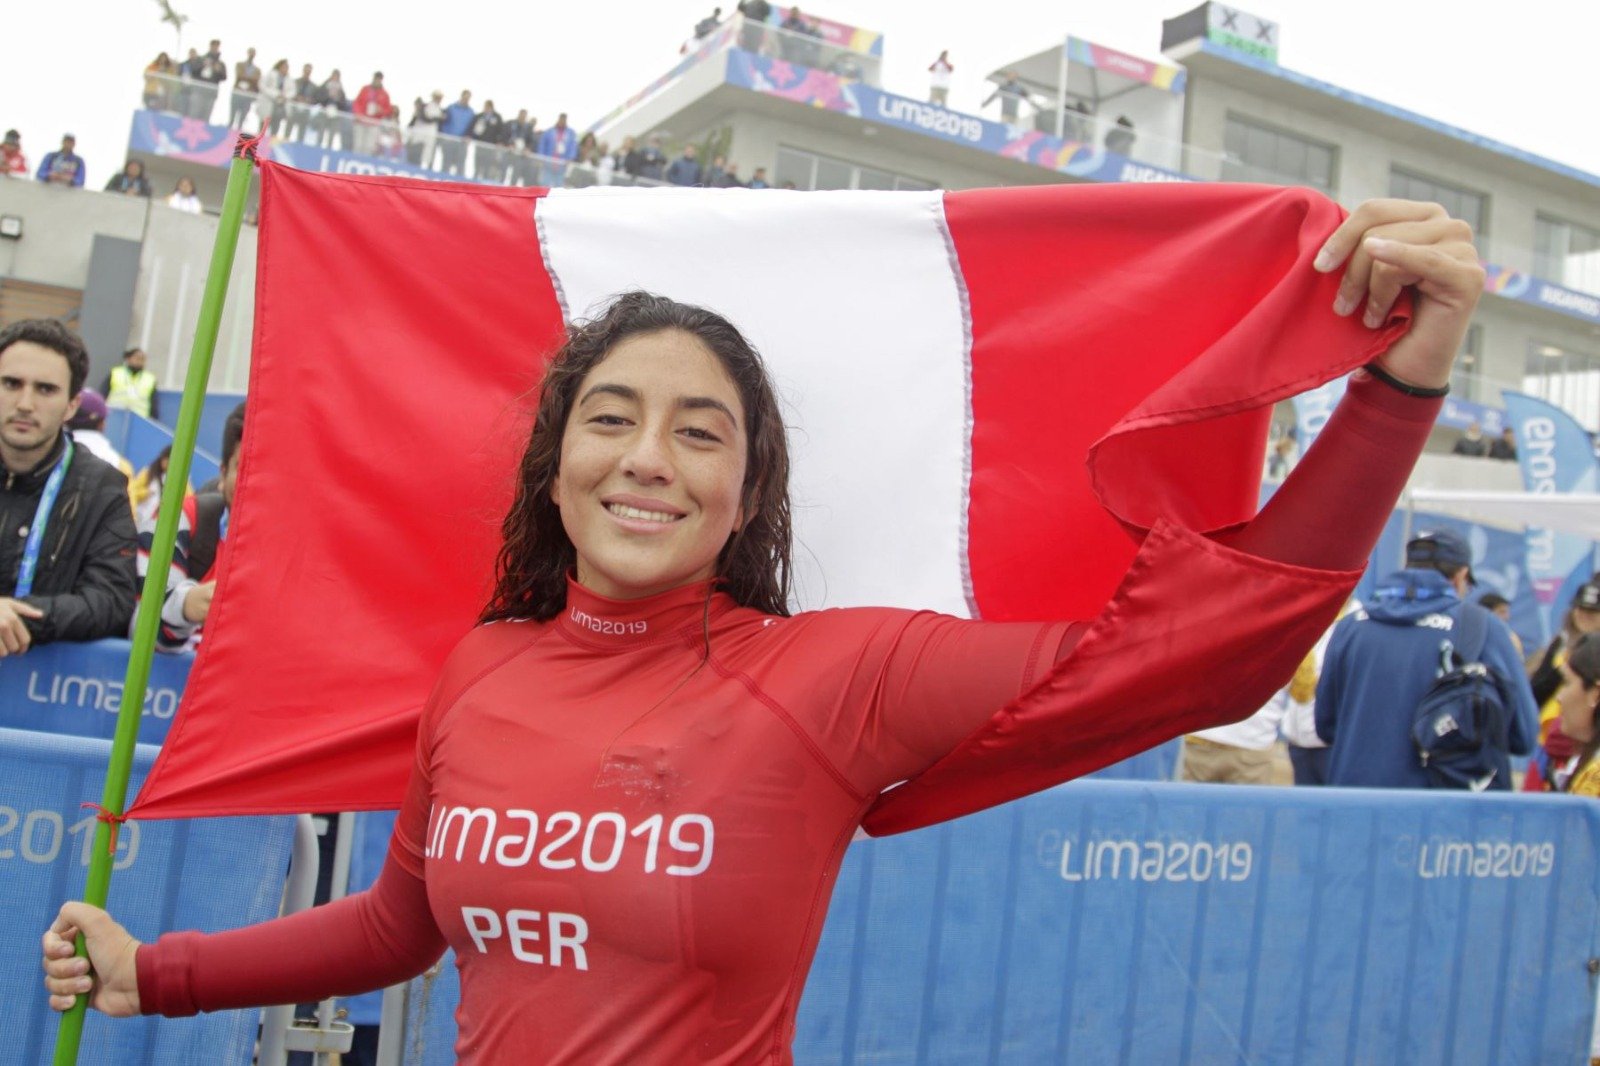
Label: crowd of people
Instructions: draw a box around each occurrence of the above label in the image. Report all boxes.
[134,39,798,191]
[2,127,209,213]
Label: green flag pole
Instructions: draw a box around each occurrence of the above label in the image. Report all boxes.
[52,138,259,1066]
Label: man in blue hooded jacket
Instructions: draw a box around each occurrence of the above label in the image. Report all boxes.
[1316,529,1537,789]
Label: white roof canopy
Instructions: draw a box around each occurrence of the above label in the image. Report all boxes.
[1406,490,1600,540]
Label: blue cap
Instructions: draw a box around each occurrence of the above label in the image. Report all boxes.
[1407,529,1475,585]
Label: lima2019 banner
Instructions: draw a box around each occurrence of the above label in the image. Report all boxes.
[721,51,1192,186]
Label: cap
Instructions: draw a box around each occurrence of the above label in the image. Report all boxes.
[69,388,108,428]
[1406,529,1475,585]
[1575,581,1600,612]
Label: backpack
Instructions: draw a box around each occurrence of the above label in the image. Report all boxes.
[1411,605,1512,790]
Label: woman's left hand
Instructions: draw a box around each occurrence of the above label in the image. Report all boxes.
[1313,198,1486,391]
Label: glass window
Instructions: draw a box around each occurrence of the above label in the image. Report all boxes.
[1387,168,1488,242]
[773,145,931,191]
[1523,339,1600,432]
[774,147,815,191]
[814,156,854,191]
[1535,214,1600,296]
[1451,325,1483,403]
[1220,114,1338,195]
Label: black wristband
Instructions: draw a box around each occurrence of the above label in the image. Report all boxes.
[1363,361,1450,398]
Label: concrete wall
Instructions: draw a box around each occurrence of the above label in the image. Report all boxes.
[0,177,258,393]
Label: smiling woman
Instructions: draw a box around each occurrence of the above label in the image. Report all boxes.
[46,188,1493,1064]
[488,290,792,618]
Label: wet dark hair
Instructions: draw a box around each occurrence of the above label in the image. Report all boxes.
[481,291,793,624]
[220,401,246,467]
[0,318,89,396]
[1570,632,1600,689]
[1476,592,1510,613]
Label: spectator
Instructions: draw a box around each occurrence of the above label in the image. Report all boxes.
[190,39,227,122]
[634,134,667,181]
[1525,581,1600,792]
[176,47,202,115]
[736,0,772,52]
[1477,591,1522,655]
[666,144,703,186]
[100,347,160,421]
[143,52,177,111]
[694,7,723,38]
[780,178,797,189]
[780,6,821,65]
[503,109,538,186]
[439,90,475,176]
[1265,431,1296,480]
[352,72,392,157]
[538,113,578,162]
[1104,115,1136,156]
[166,177,203,214]
[104,160,152,198]
[1545,632,1600,795]
[747,165,770,189]
[255,59,290,136]
[36,135,85,188]
[714,161,744,188]
[469,99,506,182]
[1315,529,1537,789]
[1280,603,1356,785]
[983,71,1032,124]
[315,70,352,150]
[285,63,318,144]
[66,390,133,489]
[2,130,28,177]
[1062,99,1093,141]
[1451,420,1490,456]
[231,47,261,129]
[1180,667,1306,785]
[618,135,643,178]
[0,319,139,654]
[928,50,953,106]
[407,91,446,169]
[136,405,243,652]
[1489,426,1517,461]
[703,154,728,187]
[130,445,190,530]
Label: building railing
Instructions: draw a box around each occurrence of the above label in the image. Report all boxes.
[729,15,882,86]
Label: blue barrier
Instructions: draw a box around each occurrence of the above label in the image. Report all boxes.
[385,780,1600,1064]
[0,727,295,1065]
[0,640,192,746]
[103,409,221,490]
[1090,737,1181,781]
[794,781,1600,1064]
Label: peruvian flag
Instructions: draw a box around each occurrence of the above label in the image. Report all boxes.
[128,163,1388,821]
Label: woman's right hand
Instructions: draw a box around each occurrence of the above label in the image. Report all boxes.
[41,903,143,1016]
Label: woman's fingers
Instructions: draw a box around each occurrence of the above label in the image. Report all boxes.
[1326,213,1467,328]
[1314,198,1445,274]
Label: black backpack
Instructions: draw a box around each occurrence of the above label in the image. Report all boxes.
[1411,605,1512,790]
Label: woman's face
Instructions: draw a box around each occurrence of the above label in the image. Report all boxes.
[1557,662,1598,745]
[1574,608,1600,636]
[179,179,194,195]
[552,329,748,601]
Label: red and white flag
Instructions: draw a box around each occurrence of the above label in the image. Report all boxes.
[128,163,1386,820]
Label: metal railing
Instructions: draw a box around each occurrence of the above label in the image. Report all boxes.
[728,15,882,86]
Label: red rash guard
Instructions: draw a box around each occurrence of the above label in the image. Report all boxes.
[137,376,1437,1063]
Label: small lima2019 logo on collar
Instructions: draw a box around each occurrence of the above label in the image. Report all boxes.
[569,608,648,637]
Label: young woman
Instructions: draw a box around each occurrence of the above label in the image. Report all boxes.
[1551,631,1600,795]
[44,199,1484,1062]
[165,177,202,214]
[1524,581,1600,789]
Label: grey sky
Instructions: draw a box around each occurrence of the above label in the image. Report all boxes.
[4,1,1597,188]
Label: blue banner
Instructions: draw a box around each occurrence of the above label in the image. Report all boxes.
[1504,391,1598,637]
[0,639,191,746]
[1486,263,1600,327]
[722,51,1193,185]
[1290,376,1347,455]
[1439,393,1507,435]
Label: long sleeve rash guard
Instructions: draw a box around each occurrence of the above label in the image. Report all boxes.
[136,374,1438,1063]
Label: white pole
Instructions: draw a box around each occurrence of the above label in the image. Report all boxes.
[1055,35,1070,139]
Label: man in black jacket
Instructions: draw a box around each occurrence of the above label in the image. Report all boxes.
[0,319,137,655]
